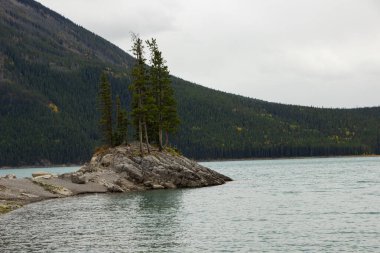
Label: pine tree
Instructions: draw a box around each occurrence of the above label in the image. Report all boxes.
[130,34,155,154]
[98,72,113,146]
[146,38,180,150]
[162,84,180,146]
[114,95,128,146]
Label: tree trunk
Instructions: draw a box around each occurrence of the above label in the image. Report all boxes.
[158,83,163,151]
[138,87,143,155]
[165,131,169,147]
[158,126,163,151]
[138,118,143,155]
[143,118,150,153]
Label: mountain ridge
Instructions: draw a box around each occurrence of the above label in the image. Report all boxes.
[1,0,379,167]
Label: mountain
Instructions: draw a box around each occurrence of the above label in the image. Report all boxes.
[1,0,380,167]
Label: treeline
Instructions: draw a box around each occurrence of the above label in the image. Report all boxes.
[1,0,380,167]
[180,144,373,160]
[169,78,380,160]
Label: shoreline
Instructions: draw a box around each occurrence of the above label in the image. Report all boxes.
[198,154,380,163]
[0,145,232,215]
[0,178,108,215]
[0,164,81,170]
[2,154,380,169]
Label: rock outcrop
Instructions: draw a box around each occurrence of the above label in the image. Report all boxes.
[0,144,232,214]
[76,145,231,191]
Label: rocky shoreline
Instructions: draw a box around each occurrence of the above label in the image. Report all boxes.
[0,144,232,215]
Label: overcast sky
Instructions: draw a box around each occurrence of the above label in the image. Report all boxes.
[36,0,380,108]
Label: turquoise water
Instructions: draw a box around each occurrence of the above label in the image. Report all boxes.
[0,157,379,252]
[0,166,79,178]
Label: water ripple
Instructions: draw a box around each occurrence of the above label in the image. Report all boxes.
[0,157,380,252]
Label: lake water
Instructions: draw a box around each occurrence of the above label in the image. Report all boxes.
[0,157,379,252]
[0,166,79,178]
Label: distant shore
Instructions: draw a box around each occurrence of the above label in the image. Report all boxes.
[0,164,81,170]
[198,154,380,163]
[2,154,380,169]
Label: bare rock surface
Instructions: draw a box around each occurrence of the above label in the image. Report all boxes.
[32,171,54,178]
[1,174,17,179]
[0,143,231,214]
[80,144,232,191]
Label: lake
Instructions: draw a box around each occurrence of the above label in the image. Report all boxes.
[0,166,79,178]
[0,157,379,252]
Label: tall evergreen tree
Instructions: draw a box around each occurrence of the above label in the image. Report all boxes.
[114,95,129,146]
[130,34,154,154]
[98,72,113,146]
[147,38,180,150]
[162,84,180,146]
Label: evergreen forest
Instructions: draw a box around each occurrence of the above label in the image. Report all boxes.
[0,0,379,167]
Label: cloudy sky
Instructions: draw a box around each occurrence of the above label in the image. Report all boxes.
[36,0,380,108]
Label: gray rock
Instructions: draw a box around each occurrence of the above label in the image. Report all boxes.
[20,192,38,198]
[32,171,52,178]
[101,154,113,167]
[78,143,232,192]
[131,156,142,164]
[71,173,87,184]
[34,174,54,179]
[3,174,17,179]
[143,181,153,187]
[163,182,176,189]
[105,183,124,192]
[124,166,144,183]
[152,184,165,189]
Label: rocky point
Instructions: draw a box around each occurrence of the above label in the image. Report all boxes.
[0,144,232,214]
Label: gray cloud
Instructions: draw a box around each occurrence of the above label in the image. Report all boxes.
[37,0,380,108]
[39,0,179,38]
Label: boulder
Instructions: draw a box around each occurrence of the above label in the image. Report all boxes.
[101,154,113,167]
[152,184,165,190]
[32,171,53,178]
[107,184,124,192]
[163,182,176,189]
[124,166,144,183]
[3,174,17,179]
[143,181,153,187]
[71,173,87,184]
[34,174,54,179]
[54,187,72,196]
[103,181,124,192]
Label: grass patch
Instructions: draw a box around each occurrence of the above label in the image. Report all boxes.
[32,180,71,196]
[0,202,22,214]
[165,146,182,156]
[0,205,13,214]
[94,145,110,156]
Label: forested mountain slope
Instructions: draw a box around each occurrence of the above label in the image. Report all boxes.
[1,0,379,166]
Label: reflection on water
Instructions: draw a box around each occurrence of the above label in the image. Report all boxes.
[104,190,185,250]
[0,190,187,252]
[0,157,379,252]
